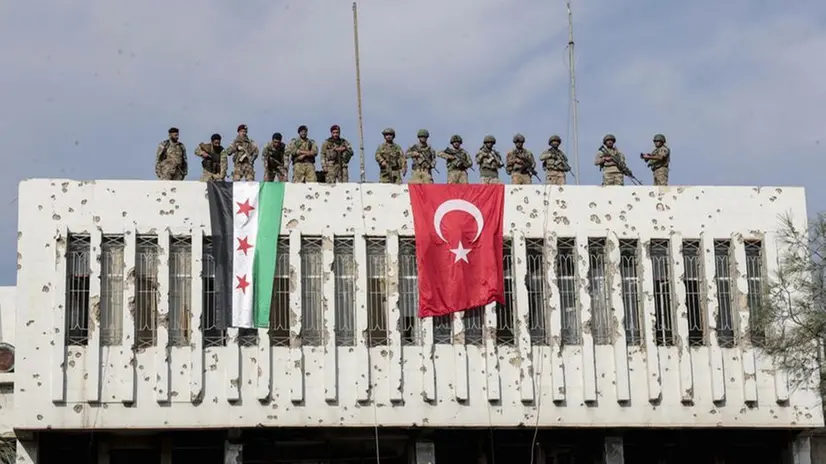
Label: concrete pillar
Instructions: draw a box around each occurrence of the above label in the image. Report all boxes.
[789,433,811,464]
[603,435,624,464]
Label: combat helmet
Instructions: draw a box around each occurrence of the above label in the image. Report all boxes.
[549,135,562,144]
[653,133,666,143]
[513,133,525,143]
[483,135,496,144]
[450,135,463,144]
[382,128,395,136]
[603,134,616,142]
[417,129,430,138]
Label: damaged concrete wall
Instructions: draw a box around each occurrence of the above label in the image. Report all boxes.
[11,179,825,431]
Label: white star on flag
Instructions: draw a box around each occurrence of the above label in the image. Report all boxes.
[450,241,472,263]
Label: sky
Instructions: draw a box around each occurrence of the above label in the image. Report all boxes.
[0,0,824,285]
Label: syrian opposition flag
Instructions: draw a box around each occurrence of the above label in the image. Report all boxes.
[408,184,505,317]
[207,182,285,329]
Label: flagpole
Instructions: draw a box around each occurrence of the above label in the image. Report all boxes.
[566,0,581,185]
[352,2,366,183]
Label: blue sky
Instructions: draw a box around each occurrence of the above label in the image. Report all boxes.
[0,0,825,285]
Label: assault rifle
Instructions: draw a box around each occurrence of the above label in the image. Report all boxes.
[599,146,642,185]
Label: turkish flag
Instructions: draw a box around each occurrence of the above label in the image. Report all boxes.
[408,184,506,318]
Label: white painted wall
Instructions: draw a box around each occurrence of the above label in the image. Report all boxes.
[12,179,825,431]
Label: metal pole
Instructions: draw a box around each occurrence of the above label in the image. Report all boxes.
[352,2,366,183]
[566,0,581,185]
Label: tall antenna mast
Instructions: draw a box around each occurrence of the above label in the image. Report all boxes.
[566,0,581,184]
[352,2,366,183]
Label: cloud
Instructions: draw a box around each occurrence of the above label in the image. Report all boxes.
[0,0,824,284]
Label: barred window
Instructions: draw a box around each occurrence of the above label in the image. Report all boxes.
[201,237,225,347]
[433,314,452,344]
[556,237,580,345]
[168,236,192,347]
[135,235,159,349]
[398,237,421,346]
[463,306,484,345]
[494,238,515,345]
[588,238,611,345]
[300,237,324,346]
[526,238,548,345]
[713,240,735,347]
[334,237,356,346]
[682,240,705,346]
[100,235,124,346]
[65,233,91,346]
[366,237,388,346]
[619,239,643,345]
[745,240,765,345]
[268,237,291,346]
[650,239,674,346]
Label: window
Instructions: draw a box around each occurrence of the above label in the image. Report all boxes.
[619,240,643,345]
[100,235,124,346]
[366,237,388,346]
[650,239,674,346]
[168,236,192,347]
[588,238,611,345]
[494,238,515,345]
[135,235,159,349]
[556,237,580,345]
[745,240,765,345]
[682,240,705,346]
[268,237,290,346]
[334,237,356,346]
[713,240,735,347]
[526,238,548,345]
[463,307,484,345]
[398,237,421,346]
[65,233,91,346]
[433,314,452,344]
[300,236,323,346]
[201,237,225,347]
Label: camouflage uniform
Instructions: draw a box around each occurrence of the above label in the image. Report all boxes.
[475,135,504,184]
[505,133,536,185]
[286,125,318,183]
[406,129,436,184]
[223,125,259,181]
[155,127,187,180]
[439,135,472,184]
[195,134,226,182]
[644,133,670,186]
[375,128,406,184]
[320,125,354,184]
[539,135,571,185]
[262,133,288,182]
[594,134,626,186]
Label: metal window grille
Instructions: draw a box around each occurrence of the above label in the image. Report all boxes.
[334,237,356,346]
[268,237,291,346]
[526,238,548,345]
[65,233,91,346]
[433,314,452,344]
[463,306,484,345]
[682,240,705,346]
[135,235,159,349]
[201,237,226,347]
[168,236,192,347]
[650,239,674,346]
[300,236,324,346]
[713,240,735,347]
[100,235,124,346]
[398,237,421,346]
[556,237,580,345]
[619,239,643,345]
[588,238,612,345]
[366,237,388,346]
[745,240,765,345]
[494,238,515,345]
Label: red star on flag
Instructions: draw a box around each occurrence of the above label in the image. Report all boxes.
[236,236,253,255]
[235,274,250,293]
[236,199,255,218]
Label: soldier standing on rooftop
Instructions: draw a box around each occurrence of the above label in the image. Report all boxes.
[406,129,436,184]
[594,134,626,186]
[506,133,536,185]
[476,135,504,184]
[262,133,288,182]
[375,128,406,184]
[438,135,472,184]
[539,135,571,185]
[155,127,188,180]
[195,133,226,182]
[320,125,354,184]
[223,124,259,181]
[641,133,670,186]
[286,125,319,183]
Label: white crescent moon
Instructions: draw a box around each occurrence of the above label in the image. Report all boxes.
[433,199,484,244]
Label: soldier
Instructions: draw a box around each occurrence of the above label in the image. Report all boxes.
[155,127,187,180]
[505,133,537,185]
[475,135,504,184]
[320,125,354,183]
[375,128,406,184]
[262,133,288,182]
[594,134,627,186]
[641,133,670,186]
[223,124,259,181]
[539,135,572,185]
[286,125,318,183]
[195,133,227,182]
[438,135,472,184]
[406,129,437,184]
